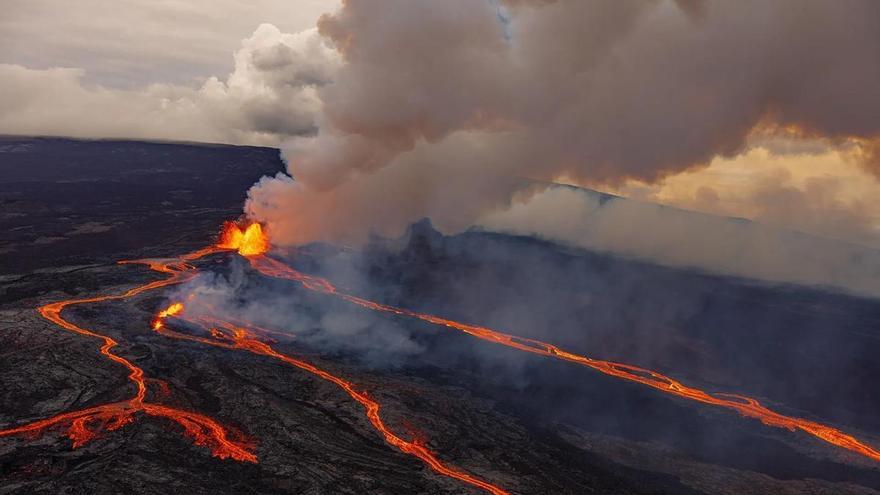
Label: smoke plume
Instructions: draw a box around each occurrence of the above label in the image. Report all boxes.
[246,0,880,249]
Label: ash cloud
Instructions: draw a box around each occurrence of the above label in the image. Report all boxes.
[246,0,880,245]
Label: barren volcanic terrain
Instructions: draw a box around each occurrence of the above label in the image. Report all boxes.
[2,137,880,494]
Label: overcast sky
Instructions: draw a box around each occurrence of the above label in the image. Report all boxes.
[0,0,339,88]
[0,1,343,145]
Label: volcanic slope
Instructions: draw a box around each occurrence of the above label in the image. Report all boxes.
[2,137,880,494]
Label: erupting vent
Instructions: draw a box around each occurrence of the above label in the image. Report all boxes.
[217,221,269,256]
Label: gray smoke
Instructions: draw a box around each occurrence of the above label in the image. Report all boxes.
[246,0,880,248]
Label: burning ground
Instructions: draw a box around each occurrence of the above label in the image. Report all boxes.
[2,138,880,494]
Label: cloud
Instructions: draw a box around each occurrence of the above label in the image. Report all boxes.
[607,141,880,249]
[0,23,340,145]
[0,0,339,88]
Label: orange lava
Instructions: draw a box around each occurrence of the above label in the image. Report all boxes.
[153,301,184,329]
[153,303,509,495]
[0,217,505,494]
[217,221,269,256]
[0,246,256,463]
[247,254,880,464]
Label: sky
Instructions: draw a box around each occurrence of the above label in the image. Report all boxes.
[2,0,880,292]
[0,0,337,88]
[606,137,880,248]
[0,0,341,145]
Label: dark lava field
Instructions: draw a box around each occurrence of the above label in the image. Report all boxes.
[1,136,879,494]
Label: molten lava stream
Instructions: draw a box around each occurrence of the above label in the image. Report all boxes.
[0,246,256,463]
[152,304,509,495]
[243,253,880,464]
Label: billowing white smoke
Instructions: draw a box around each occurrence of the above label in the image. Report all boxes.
[245,0,880,249]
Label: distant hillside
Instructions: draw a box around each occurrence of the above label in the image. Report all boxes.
[478,183,880,298]
[0,137,284,275]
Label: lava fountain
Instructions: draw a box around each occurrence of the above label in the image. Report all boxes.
[217,221,269,257]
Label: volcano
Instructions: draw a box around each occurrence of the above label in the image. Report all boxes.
[2,137,879,494]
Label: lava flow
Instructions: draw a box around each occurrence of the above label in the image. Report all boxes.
[0,245,256,463]
[6,218,878,494]
[152,302,509,495]
[242,252,880,464]
[1,220,507,495]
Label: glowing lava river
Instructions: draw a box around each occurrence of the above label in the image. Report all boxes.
[0,223,508,495]
[1,220,879,495]
[0,244,256,463]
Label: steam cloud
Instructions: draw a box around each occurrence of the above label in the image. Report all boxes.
[246,0,880,250]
